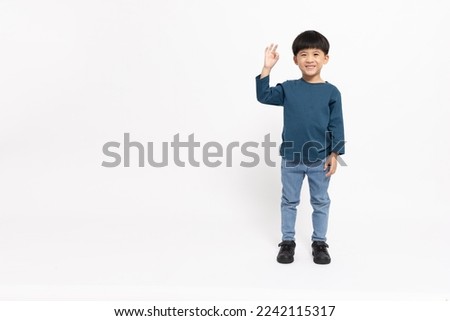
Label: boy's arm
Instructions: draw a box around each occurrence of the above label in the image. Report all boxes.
[328,90,345,155]
[324,90,345,177]
[256,44,285,106]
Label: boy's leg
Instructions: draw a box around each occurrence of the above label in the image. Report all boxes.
[306,160,331,242]
[280,158,306,241]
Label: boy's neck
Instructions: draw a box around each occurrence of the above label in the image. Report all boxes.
[301,74,325,83]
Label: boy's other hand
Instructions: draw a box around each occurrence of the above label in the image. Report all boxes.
[324,152,338,177]
[264,43,280,69]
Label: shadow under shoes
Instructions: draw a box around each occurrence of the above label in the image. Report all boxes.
[277,240,296,264]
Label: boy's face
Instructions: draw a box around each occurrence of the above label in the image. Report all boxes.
[294,48,329,81]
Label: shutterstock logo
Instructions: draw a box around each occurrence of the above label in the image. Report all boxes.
[101,133,346,168]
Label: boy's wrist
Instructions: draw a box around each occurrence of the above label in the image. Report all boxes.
[261,66,272,78]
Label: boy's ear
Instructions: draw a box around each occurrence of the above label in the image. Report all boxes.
[293,55,298,65]
[324,54,330,64]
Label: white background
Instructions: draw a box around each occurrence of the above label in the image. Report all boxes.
[1,0,449,301]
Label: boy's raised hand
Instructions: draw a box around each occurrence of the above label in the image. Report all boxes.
[260,44,279,78]
[264,44,280,69]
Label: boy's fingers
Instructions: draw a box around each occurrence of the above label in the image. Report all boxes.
[324,158,336,177]
[328,164,337,177]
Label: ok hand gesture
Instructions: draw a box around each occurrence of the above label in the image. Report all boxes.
[264,44,280,69]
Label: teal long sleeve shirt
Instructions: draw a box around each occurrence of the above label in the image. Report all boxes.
[256,75,345,164]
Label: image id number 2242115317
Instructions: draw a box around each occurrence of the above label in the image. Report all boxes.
[255,305,336,317]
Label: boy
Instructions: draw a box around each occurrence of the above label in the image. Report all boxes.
[255,30,345,265]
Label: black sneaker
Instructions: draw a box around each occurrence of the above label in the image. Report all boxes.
[277,240,296,264]
[311,241,331,264]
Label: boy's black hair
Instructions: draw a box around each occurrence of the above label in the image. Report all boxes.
[292,30,330,56]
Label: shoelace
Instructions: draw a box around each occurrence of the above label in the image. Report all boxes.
[314,242,329,252]
[279,242,294,252]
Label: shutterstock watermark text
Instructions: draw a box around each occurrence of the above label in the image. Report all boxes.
[101,133,345,168]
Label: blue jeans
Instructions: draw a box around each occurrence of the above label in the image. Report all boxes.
[281,158,331,242]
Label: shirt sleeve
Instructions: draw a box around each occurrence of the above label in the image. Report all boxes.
[255,74,285,106]
[328,88,345,155]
